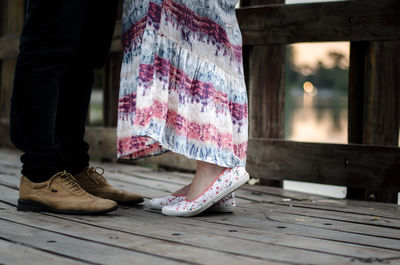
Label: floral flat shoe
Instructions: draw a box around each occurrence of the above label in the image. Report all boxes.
[162,167,249,217]
[148,192,236,213]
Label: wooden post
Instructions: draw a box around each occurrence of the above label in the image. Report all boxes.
[347,40,400,203]
[241,0,285,186]
[0,0,24,124]
[241,0,285,139]
[103,0,123,128]
[104,52,122,127]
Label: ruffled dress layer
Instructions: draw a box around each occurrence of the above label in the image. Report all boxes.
[117,0,248,167]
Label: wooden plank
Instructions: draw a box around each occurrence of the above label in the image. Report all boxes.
[5,165,398,230]
[0,155,332,206]
[98,161,334,202]
[1,159,399,259]
[83,128,400,193]
[0,219,188,265]
[262,211,400,241]
[0,239,88,265]
[269,201,400,226]
[5,158,398,223]
[241,183,329,201]
[52,127,400,190]
[269,196,400,220]
[246,138,400,190]
[96,171,400,243]
[361,41,400,147]
[347,40,400,203]
[0,156,283,205]
[0,210,287,265]
[190,211,400,252]
[6,201,400,265]
[237,198,400,229]
[2,160,400,249]
[0,154,263,209]
[1,1,400,59]
[3,180,399,256]
[64,209,400,260]
[1,147,398,226]
[1,159,400,258]
[108,0,400,51]
[2,147,399,220]
[1,204,398,265]
[236,0,400,45]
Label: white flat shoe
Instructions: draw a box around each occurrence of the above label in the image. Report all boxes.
[148,192,236,213]
[162,167,249,217]
[148,194,186,210]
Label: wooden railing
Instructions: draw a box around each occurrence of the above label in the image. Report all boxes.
[0,0,399,203]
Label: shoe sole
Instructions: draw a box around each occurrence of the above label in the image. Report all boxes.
[117,198,144,206]
[17,199,118,215]
[208,205,235,213]
[148,203,164,210]
[162,172,249,217]
[149,202,235,213]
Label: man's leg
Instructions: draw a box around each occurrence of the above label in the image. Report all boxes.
[55,59,93,176]
[58,0,143,205]
[10,0,118,213]
[10,0,89,182]
[56,0,119,175]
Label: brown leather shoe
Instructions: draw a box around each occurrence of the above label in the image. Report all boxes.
[18,171,118,214]
[74,167,144,205]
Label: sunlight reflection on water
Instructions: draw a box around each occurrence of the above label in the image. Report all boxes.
[284,93,399,204]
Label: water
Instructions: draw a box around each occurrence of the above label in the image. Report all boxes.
[283,90,399,204]
[285,89,348,144]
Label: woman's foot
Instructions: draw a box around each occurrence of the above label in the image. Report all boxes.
[149,192,236,212]
[162,167,249,217]
[186,161,225,201]
[149,162,237,212]
[171,184,191,196]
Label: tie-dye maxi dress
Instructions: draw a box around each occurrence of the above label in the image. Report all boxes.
[117,0,248,168]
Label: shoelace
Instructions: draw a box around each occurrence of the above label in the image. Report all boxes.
[86,167,107,184]
[47,171,83,192]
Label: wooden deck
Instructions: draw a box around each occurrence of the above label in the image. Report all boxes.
[0,148,399,265]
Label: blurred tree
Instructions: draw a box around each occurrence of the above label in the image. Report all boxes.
[285,46,348,94]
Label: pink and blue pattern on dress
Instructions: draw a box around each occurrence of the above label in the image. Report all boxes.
[117,0,248,168]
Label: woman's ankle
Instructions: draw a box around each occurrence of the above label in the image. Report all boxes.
[185,161,226,200]
[172,184,191,196]
[196,161,225,178]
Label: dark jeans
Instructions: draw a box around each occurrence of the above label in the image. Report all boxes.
[10,0,118,182]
